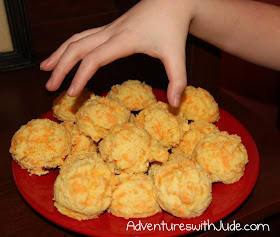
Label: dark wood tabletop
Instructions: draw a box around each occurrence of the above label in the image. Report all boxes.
[0,64,279,237]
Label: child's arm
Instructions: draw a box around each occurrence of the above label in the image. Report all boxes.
[190,0,280,71]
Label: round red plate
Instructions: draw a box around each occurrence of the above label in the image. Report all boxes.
[12,89,260,236]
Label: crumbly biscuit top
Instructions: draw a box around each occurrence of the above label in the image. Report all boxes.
[52,88,92,122]
[10,118,71,175]
[99,123,168,174]
[153,158,212,218]
[107,80,157,111]
[54,156,116,220]
[61,121,97,155]
[136,101,189,148]
[76,96,131,142]
[108,173,161,219]
[192,131,248,184]
[178,86,219,123]
[172,121,220,158]
[62,151,103,166]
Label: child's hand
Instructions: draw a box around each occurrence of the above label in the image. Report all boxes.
[41,0,280,108]
[40,0,195,108]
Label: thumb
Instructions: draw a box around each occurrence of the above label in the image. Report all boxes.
[162,50,187,108]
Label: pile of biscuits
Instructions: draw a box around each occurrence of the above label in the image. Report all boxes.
[10,80,248,220]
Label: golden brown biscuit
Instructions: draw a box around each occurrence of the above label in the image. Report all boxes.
[153,157,212,219]
[150,153,191,178]
[192,131,248,184]
[54,154,117,221]
[148,161,162,178]
[136,101,189,148]
[61,121,97,155]
[168,152,191,161]
[99,123,168,174]
[178,86,219,123]
[128,113,136,123]
[10,119,71,176]
[108,173,161,219]
[107,80,157,111]
[52,88,92,122]
[172,121,220,158]
[76,95,131,142]
[62,151,103,166]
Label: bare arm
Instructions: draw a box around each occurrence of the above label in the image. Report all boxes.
[190,0,280,70]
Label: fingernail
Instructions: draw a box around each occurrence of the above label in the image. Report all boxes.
[45,80,52,89]
[68,84,75,96]
[173,95,181,108]
[40,58,48,67]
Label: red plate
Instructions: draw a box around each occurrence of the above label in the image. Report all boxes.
[12,89,260,236]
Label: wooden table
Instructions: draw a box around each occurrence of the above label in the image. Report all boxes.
[1,66,279,236]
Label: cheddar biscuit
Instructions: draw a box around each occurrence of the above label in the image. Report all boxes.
[76,96,131,142]
[172,121,220,158]
[168,152,190,161]
[107,80,157,111]
[136,102,189,148]
[192,131,248,184]
[62,151,103,166]
[153,157,212,219]
[108,173,161,219]
[52,88,92,122]
[148,161,162,178]
[61,121,97,155]
[99,123,168,174]
[54,154,117,220]
[10,119,71,175]
[178,86,219,123]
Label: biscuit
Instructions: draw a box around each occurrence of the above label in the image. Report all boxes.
[52,88,92,122]
[76,95,131,142]
[168,152,191,161]
[172,121,220,158]
[54,154,117,221]
[10,119,71,176]
[150,153,191,177]
[177,86,219,123]
[192,131,248,184]
[99,123,168,174]
[136,101,189,148]
[153,157,212,219]
[148,161,162,178]
[61,121,97,155]
[107,80,157,111]
[62,151,103,166]
[108,173,161,219]
[128,113,136,123]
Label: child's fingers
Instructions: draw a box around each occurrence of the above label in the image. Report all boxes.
[163,47,187,108]
[67,35,134,97]
[45,32,108,91]
[40,26,107,71]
